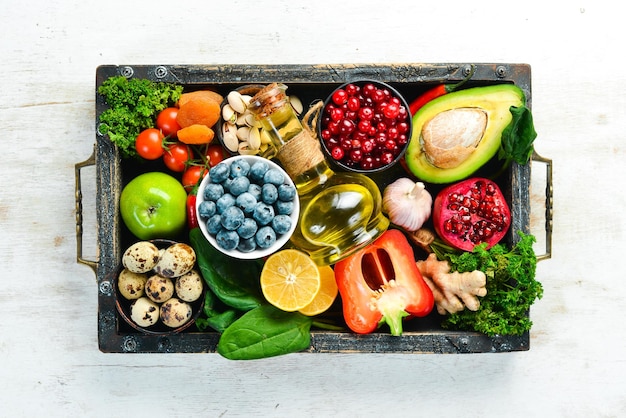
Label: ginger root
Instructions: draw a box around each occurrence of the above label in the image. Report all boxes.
[416,253,487,315]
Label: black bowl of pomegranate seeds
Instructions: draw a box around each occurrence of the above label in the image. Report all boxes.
[318,80,412,173]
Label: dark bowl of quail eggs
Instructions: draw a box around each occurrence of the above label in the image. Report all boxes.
[195,155,300,259]
[113,239,206,335]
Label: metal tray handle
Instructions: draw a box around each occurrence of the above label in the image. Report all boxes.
[532,150,553,261]
[75,149,98,274]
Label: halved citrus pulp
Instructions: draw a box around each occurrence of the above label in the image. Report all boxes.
[260,249,321,312]
[299,265,338,316]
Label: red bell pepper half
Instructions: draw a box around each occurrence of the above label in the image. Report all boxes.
[334,229,434,336]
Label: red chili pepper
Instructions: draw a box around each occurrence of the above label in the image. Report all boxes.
[334,229,434,336]
[409,64,476,115]
[186,193,199,230]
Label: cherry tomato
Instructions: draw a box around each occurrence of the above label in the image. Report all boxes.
[163,142,192,173]
[156,107,181,138]
[205,144,227,167]
[135,128,164,160]
[182,165,208,192]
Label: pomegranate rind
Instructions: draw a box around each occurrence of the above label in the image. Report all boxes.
[432,177,511,252]
[405,85,525,184]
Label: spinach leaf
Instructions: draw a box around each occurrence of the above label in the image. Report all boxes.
[196,310,240,333]
[195,287,241,333]
[217,304,313,360]
[190,228,265,311]
[498,105,537,166]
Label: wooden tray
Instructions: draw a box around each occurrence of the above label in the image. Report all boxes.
[76,63,550,353]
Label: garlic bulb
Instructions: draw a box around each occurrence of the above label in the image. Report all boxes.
[382,178,433,232]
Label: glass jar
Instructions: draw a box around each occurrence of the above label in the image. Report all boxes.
[248,83,389,265]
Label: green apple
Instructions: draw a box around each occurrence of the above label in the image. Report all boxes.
[120,172,187,240]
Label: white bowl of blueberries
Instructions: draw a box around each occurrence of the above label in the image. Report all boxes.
[195,155,300,259]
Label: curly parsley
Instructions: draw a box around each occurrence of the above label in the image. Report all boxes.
[98,76,183,158]
[431,231,543,336]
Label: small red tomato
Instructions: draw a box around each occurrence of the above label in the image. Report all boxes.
[135,128,164,160]
[163,142,192,173]
[205,144,226,167]
[182,165,208,192]
[156,107,181,137]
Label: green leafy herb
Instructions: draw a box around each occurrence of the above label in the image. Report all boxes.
[498,105,538,166]
[431,231,543,336]
[190,228,265,311]
[217,304,313,360]
[97,75,183,158]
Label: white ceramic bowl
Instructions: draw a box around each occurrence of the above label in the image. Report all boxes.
[195,155,300,259]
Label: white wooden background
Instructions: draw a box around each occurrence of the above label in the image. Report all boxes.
[1,0,624,416]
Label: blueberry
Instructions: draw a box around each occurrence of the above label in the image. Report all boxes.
[229,176,250,196]
[237,237,257,253]
[236,192,257,214]
[210,162,230,183]
[206,214,222,235]
[203,183,224,201]
[275,199,294,215]
[216,193,236,214]
[220,206,245,231]
[263,168,285,186]
[252,202,275,226]
[230,159,251,178]
[222,177,233,192]
[216,229,239,251]
[271,214,292,235]
[237,218,258,239]
[261,183,278,204]
[249,160,269,183]
[247,183,262,201]
[255,226,277,249]
[278,183,296,201]
[198,200,216,219]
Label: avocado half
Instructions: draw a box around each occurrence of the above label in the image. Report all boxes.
[405,84,525,183]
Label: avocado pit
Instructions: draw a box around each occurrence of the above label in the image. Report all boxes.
[420,107,487,169]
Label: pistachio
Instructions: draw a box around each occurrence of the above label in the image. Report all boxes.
[241,111,258,128]
[222,130,239,152]
[248,127,262,150]
[238,141,258,155]
[227,91,248,114]
[290,95,303,115]
[221,104,237,124]
[236,126,251,142]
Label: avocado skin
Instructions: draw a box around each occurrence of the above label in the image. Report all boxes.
[405,84,525,184]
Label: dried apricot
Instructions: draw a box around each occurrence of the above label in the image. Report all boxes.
[177,97,221,128]
[177,124,215,145]
[177,90,223,108]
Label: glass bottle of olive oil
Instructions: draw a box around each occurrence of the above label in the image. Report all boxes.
[248,83,389,265]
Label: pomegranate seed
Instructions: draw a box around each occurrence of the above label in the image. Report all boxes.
[345,84,359,96]
[331,146,344,160]
[332,89,348,105]
[383,103,400,119]
[358,107,374,121]
[330,107,344,122]
[347,97,360,111]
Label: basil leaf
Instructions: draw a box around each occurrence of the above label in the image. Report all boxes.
[190,228,265,311]
[498,105,537,166]
[217,305,313,360]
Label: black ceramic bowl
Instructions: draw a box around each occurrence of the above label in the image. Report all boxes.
[318,79,412,173]
[112,239,205,336]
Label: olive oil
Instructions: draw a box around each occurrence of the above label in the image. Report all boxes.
[248,83,389,265]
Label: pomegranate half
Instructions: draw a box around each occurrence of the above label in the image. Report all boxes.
[432,177,511,251]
